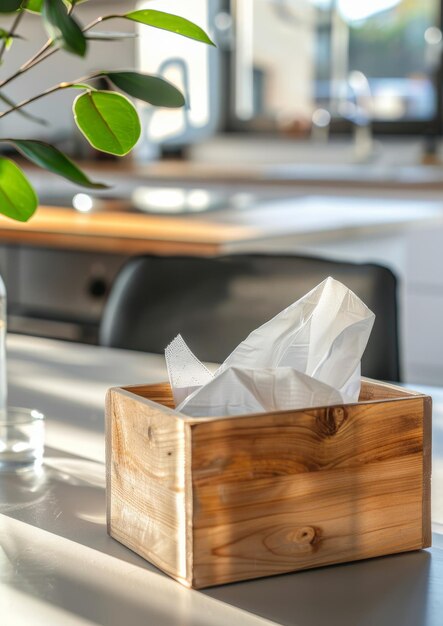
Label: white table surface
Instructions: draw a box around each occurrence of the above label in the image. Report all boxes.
[1,334,442,626]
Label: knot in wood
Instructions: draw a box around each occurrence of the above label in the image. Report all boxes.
[290,526,317,545]
[318,406,347,437]
[264,525,318,556]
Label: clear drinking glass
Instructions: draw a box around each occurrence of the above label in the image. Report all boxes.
[0,407,45,471]
[0,276,45,470]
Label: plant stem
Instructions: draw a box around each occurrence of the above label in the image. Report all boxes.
[0,6,27,65]
[0,91,47,124]
[0,14,115,90]
[15,0,77,75]
[20,40,53,73]
[0,83,66,118]
[0,73,100,119]
[0,0,76,85]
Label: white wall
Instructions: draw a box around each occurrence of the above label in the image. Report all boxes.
[0,1,137,142]
[252,0,316,120]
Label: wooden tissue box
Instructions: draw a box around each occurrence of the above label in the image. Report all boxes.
[105,379,431,589]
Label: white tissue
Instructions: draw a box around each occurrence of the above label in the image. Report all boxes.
[166,277,375,417]
[165,333,213,407]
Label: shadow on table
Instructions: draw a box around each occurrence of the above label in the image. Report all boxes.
[205,549,438,626]
[1,446,441,626]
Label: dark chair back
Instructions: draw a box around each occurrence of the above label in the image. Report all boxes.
[100,254,400,381]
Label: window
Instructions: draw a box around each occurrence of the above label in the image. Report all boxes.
[229,0,442,133]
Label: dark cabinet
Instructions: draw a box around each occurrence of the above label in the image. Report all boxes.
[3,245,128,343]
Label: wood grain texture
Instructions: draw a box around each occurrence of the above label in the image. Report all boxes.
[190,396,428,587]
[123,383,176,409]
[106,380,432,589]
[422,395,432,548]
[192,455,423,586]
[106,388,192,583]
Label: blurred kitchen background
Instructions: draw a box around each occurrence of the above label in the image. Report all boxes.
[1,0,443,385]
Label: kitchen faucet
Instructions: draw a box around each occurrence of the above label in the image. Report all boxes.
[311,71,374,162]
[343,70,374,162]
[312,0,374,162]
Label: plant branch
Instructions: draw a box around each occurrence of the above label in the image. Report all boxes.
[20,40,52,73]
[0,73,100,119]
[15,0,76,73]
[0,83,67,118]
[0,15,115,90]
[0,5,27,64]
[0,91,48,125]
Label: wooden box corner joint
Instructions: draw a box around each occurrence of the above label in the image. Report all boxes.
[105,379,432,589]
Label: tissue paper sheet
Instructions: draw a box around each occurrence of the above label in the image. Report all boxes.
[176,367,344,417]
[166,277,375,417]
[165,333,213,407]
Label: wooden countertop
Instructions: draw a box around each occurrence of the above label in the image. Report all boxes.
[1,196,442,256]
[0,206,260,256]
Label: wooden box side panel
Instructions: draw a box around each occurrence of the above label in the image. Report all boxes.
[106,388,192,584]
[122,378,423,412]
[422,395,432,548]
[123,380,421,415]
[190,397,429,588]
[122,383,176,409]
[359,379,423,401]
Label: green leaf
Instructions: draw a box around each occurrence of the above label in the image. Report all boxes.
[26,0,89,12]
[73,90,141,156]
[70,82,97,90]
[42,0,87,57]
[0,30,13,51]
[105,71,185,108]
[0,0,22,12]
[0,29,25,52]
[25,0,43,12]
[5,139,108,189]
[26,0,88,13]
[125,10,215,46]
[0,29,25,41]
[67,0,89,6]
[0,158,37,222]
